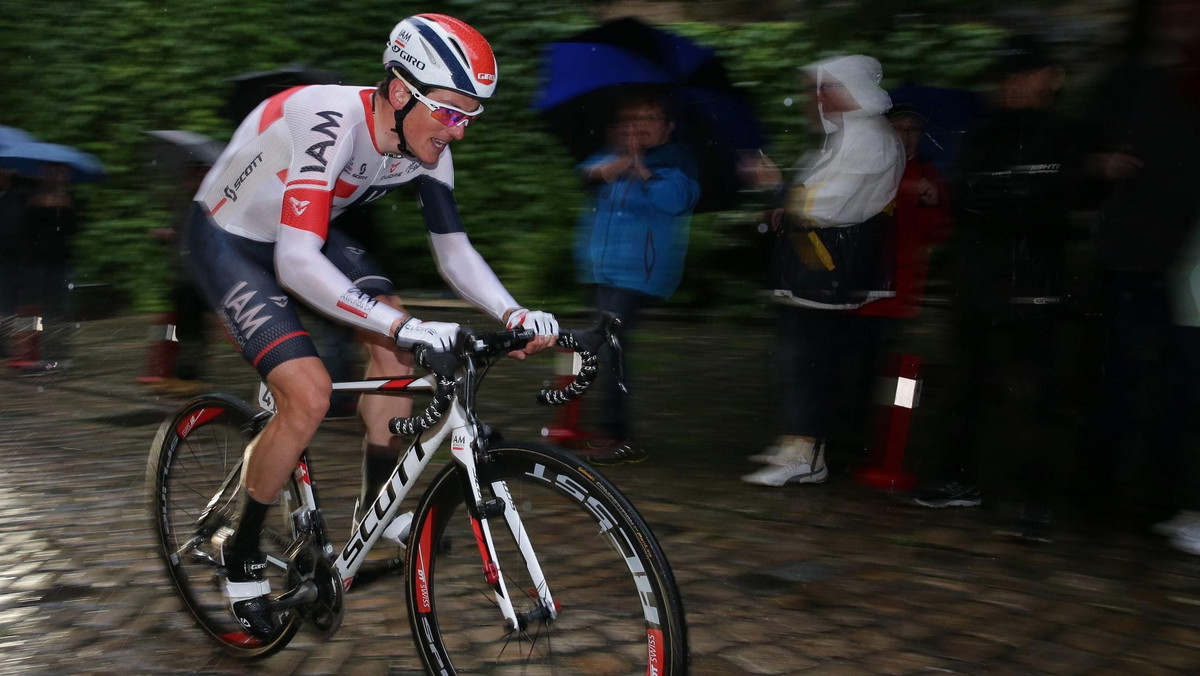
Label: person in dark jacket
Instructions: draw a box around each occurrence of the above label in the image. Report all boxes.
[1080,0,1200,545]
[912,39,1086,539]
[0,169,31,359]
[573,90,701,464]
[19,162,78,374]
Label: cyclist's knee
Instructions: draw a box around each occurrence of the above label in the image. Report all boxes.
[268,358,333,422]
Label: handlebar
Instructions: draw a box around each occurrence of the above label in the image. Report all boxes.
[387,313,623,437]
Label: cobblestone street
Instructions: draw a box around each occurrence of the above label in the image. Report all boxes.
[3,314,1200,674]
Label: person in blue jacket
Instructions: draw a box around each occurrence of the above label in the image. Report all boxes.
[574,90,701,464]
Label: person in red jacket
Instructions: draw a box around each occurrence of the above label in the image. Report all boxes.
[858,102,951,320]
[835,102,953,470]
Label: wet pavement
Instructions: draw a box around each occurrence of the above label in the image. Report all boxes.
[2,312,1200,674]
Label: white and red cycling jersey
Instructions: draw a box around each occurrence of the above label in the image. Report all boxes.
[194,84,516,337]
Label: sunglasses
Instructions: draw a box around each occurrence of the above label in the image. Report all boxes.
[392,69,483,128]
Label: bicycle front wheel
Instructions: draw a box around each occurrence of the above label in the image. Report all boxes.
[406,442,688,674]
[147,394,303,658]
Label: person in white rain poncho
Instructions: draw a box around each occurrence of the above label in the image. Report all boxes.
[744,54,905,487]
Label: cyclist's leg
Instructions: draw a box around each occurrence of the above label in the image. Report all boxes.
[184,204,330,634]
[244,357,331,500]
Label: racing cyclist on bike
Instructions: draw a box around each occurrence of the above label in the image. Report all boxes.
[183,14,558,637]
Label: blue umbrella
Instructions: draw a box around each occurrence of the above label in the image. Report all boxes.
[534,17,766,212]
[0,125,38,148]
[0,141,107,183]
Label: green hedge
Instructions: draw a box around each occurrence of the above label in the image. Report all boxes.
[0,1,1004,317]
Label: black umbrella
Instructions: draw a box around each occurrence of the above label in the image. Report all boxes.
[143,130,226,176]
[220,65,342,123]
[533,18,766,212]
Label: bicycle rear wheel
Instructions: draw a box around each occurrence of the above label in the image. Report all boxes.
[147,394,303,657]
[406,442,688,674]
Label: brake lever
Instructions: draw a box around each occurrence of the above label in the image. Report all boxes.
[414,344,460,380]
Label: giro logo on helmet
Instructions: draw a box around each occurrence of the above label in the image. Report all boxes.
[398,50,426,71]
[476,72,496,83]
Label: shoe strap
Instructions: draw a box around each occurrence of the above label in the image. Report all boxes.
[224,578,271,603]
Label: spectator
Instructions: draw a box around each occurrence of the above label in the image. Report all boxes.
[911,39,1086,542]
[1078,0,1200,536]
[834,102,953,451]
[0,169,31,360]
[148,160,213,394]
[20,162,78,375]
[573,89,701,465]
[1158,204,1200,553]
[743,54,905,487]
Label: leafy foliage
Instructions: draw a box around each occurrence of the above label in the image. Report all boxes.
[0,1,1003,316]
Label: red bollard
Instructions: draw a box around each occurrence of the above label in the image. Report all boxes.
[6,305,43,369]
[855,352,920,492]
[540,348,591,448]
[138,312,179,383]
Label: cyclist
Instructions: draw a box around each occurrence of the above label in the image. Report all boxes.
[183,14,558,637]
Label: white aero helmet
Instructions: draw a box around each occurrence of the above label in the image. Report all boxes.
[383,13,498,99]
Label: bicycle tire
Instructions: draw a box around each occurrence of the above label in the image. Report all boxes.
[406,441,688,674]
[147,393,303,658]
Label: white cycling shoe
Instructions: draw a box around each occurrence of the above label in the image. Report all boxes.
[212,527,274,638]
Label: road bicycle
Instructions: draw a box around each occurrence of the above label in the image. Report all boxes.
[146,315,688,674]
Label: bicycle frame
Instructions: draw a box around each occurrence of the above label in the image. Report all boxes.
[255,366,556,632]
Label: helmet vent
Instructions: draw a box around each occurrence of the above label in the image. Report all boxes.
[418,36,443,69]
[446,39,470,69]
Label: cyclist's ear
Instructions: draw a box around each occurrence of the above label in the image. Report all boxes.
[388,78,410,109]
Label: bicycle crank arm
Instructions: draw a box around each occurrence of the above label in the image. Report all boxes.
[269,580,318,612]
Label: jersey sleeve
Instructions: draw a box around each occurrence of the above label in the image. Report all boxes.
[275,225,405,336]
[414,175,466,234]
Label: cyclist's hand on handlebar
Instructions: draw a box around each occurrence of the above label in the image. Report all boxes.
[394,317,459,352]
[505,308,558,359]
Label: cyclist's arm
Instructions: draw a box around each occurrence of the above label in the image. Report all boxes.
[276,223,406,336]
[416,176,518,321]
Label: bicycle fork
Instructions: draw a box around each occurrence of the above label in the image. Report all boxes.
[449,428,559,632]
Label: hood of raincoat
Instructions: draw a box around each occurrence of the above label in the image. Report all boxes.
[803,55,892,132]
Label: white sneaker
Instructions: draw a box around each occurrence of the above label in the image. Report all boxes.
[742,442,828,486]
[747,440,788,464]
[747,437,811,465]
[1171,521,1200,556]
[1153,510,1200,538]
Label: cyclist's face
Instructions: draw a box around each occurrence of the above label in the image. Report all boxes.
[400,86,480,164]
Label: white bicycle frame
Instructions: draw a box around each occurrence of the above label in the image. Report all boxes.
[256,373,557,631]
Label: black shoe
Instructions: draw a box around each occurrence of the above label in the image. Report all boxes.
[583,439,648,466]
[913,481,982,508]
[218,545,275,638]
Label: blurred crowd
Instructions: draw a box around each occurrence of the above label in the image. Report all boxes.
[2,0,1200,552]
[732,0,1200,553]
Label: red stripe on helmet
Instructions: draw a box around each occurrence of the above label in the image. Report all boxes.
[417,14,496,87]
